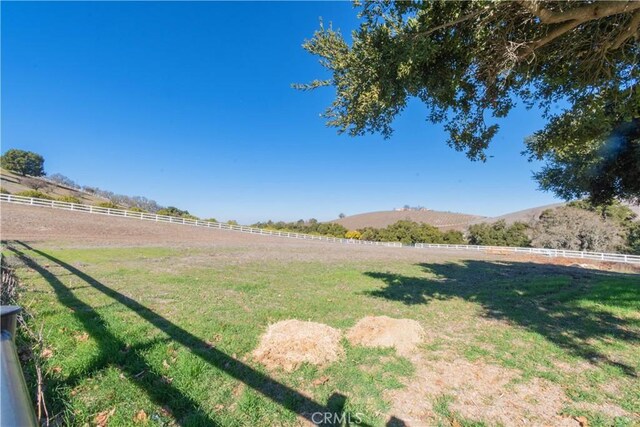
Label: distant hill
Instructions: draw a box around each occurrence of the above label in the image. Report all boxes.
[0,168,107,204]
[471,203,567,225]
[333,210,488,231]
[333,201,640,231]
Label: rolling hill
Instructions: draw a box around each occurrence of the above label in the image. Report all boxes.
[333,209,488,231]
[0,168,107,204]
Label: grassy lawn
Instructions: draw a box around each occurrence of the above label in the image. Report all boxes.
[2,241,639,426]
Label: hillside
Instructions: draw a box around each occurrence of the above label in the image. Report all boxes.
[333,210,488,231]
[334,201,640,231]
[0,168,107,204]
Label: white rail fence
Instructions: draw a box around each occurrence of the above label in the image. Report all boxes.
[2,194,639,265]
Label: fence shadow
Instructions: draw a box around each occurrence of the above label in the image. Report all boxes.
[6,241,366,426]
[364,260,639,377]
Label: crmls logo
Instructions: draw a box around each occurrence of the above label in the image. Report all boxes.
[311,412,364,425]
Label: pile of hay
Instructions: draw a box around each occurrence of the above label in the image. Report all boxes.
[252,320,342,372]
[346,316,425,356]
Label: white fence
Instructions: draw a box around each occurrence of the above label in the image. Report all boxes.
[2,194,639,265]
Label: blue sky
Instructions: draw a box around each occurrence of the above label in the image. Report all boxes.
[2,1,562,223]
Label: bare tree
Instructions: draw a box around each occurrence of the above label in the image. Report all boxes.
[532,206,625,252]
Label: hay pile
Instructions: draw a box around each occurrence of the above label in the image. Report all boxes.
[346,316,425,356]
[252,320,342,372]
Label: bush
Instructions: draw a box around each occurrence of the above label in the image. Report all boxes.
[95,201,120,209]
[345,230,362,239]
[227,220,239,225]
[0,187,10,194]
[467,220,531,247]
[157,206,197,219]
[15,190,53,200]
[128,207,146,213]
[442,230,465,244]
[57,195,82,204]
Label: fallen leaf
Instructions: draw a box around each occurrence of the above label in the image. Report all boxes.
[41,347,53,359]
[574,416,589,427]
[162,359,170,370]
[133,409,147,424]
[51,366,63,374]
[74,332,89,342]
[214,404,224,411]
[450,419,461,427]
[312,376,329,387]
[94,407,115,427]
[159,406,172,417]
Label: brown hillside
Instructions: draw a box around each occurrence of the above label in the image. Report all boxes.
[334,210,487,231]
[0,168,107,204]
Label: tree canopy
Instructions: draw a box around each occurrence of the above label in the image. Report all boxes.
[299,1,640,202]
[1,149,45,176]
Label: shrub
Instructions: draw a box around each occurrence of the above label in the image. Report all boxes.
[442,230,465,244]
[128,207,146,213]
[467,220,531,247]
[0,187,10,194]
[227,220,239,225]
[57,195,82,204]
[15,190,53,200]
[157,206,197,219]
[345,230,362,239]
[95,201,120,209]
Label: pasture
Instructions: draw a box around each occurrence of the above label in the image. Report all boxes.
[1,204,639,426]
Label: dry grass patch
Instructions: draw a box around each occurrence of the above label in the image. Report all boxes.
[252,320,342,372]
[346,316,425,356]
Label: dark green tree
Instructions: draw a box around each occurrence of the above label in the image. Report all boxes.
[1,149,45,176]
[299,1,640,201]
[467,220,531,247]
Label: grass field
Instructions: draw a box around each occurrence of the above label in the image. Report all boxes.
[2,238,639,426]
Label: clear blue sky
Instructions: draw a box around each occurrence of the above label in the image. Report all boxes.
[2,1,562,224]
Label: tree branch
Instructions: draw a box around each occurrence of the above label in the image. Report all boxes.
[611,10,640,50]
[519,1,640,24]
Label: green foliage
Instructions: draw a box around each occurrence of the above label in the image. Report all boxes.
[530,119,640,204]
[442,230,465,244]
[95,201,120,209]
[300,2,639,200]
[57,195,82,204]
[128,207,146,213]
[358,220,463,245]
[227,220,238,226]
[253,219,348,238]
[15,190,53,200]
[156,206,198,219]
[467,221,531,247]
[204,218,218,223]
[627,223,640,255]
[1,149,45,176]
[0,187,10,194]
[567,199,637,226]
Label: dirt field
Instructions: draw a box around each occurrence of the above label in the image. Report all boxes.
[2,203,637,273]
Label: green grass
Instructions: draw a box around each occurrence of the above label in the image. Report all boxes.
[2,241,639,426]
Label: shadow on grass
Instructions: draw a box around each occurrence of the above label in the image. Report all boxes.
[7,241,366,426]
[364,260,640,377]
